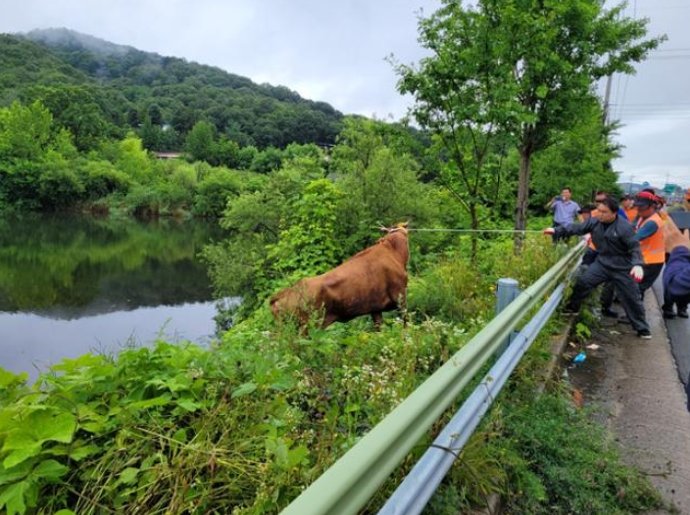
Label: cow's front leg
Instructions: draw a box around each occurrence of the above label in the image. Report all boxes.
[371,312,383,330]
[321,313,338,329]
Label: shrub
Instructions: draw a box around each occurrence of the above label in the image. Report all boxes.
[37,151,85,210]
[193,168,242,218]
[123,184,161,218]
[408,254,491,323]
[79,159,131,198]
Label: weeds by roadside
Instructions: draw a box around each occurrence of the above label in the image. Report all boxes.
[0,237,663,513]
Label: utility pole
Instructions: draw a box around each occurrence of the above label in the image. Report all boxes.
[602,75,613,124]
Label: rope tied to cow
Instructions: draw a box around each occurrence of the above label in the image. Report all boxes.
[405,228,545,234]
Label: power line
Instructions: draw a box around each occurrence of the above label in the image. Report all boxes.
[647,55,690,60]
[611,102,690,106]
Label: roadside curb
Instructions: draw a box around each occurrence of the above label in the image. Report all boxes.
[537,314,578,393]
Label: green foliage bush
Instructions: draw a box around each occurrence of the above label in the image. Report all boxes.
[78,159,131,198]
[500,394,662,514]
[0,164,41,211]
[36,150,85,210]
[193,168,242,218]
[122,184,162,218]
[262,179,342,289]
[492,234,562,286]
[408,256,491,323]
[0,318,467,514]
[250,146,283,174]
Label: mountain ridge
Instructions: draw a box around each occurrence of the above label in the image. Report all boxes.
[0,28,343,149]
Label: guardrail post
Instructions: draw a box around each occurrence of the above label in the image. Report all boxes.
[496,278,520,354]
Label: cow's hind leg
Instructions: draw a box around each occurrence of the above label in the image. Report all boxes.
[393,292,408,327]
[371,312,383,331]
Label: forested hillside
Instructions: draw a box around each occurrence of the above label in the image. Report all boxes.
[1,28,343,150]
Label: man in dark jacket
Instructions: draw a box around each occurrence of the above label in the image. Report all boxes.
[663,190,690,318]
[663,218,690,307]
[544,196,651,339]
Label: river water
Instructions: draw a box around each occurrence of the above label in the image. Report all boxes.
[0,214,233,380]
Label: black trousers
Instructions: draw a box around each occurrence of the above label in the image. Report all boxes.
[662,289,689,314]
[661,252,689,314]
[600,263,663,309]
[567,260,649,333]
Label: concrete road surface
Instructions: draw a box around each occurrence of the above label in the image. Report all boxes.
[653,278,690,407]
[567,292,690,514]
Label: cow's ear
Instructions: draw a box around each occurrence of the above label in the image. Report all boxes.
[400,222,409,229]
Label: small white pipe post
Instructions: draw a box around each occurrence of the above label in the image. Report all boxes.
[496,278,521,354]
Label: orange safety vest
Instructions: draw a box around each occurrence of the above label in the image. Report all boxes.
[587,209,601,250]
[636,213,665,265]
[624,207,637,224]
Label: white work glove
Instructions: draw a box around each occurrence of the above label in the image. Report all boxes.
[630,265,644,283]
[583,234,592,245]
[543,228,555,236]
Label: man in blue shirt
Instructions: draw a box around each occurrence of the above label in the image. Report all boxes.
[546,187,580,242]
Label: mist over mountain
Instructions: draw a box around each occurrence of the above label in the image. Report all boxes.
[1,28,343,150]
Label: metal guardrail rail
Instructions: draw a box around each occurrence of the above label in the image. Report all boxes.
[281,242,585,515]
[379,281,568,514]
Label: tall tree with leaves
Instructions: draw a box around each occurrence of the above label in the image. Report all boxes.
[396,0,664,251]
[393,4,517,260]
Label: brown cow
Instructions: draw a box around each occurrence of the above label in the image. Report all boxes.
[270,223,409,330]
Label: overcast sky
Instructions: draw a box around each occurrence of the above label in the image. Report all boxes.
[1,0,688,189]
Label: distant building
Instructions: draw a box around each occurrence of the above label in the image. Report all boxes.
[618,181,686,203]
[662,183,685,203]
[618,182,645,195]
[153,151,182,160]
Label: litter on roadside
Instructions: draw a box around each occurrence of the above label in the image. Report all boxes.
[572,351,587,364]
[586,343,600,350]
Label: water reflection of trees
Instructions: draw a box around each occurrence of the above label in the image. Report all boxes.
[0,214,222,317]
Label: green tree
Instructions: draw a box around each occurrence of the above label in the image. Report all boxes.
[396,0,664,251]
[185,120,216,163]
[23,85,110,151]
[263,179,342,288]
[0,101,53,160]
[250,146,283,174]
[115,134,153,183]
[331,117,437,255]
[37,150,85,210]
[140,114,162,150]
[393,4,517,260]
[530,99,620,209]
[193,167,243,218]
[147,103,163,125]
[212,137,242,169]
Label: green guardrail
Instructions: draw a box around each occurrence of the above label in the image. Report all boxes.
[281,241,585,515]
